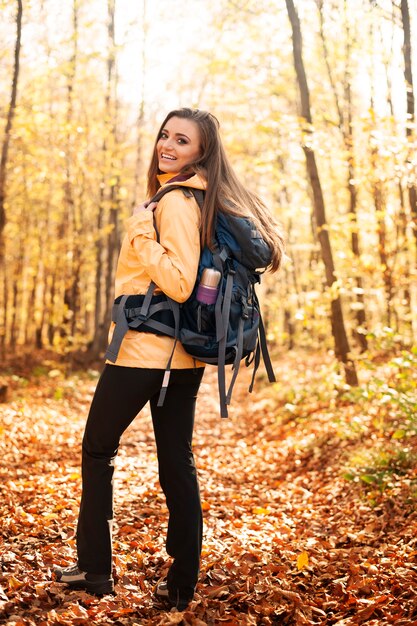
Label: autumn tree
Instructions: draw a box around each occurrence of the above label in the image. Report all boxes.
[90,0,121,358]
[133,0,149,206]
[0,0,22,353]
[0,0,22,262]
[61,0,81,341]
[316,0,368,352]
[285,0,358,385]
[399,0,417,252]
[1,0,416,359]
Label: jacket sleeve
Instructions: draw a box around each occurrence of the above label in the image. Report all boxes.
[125,190,201,302]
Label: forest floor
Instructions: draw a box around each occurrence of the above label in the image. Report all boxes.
[0,348,416,625]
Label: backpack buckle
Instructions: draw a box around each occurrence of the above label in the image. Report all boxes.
[125,307,148,322]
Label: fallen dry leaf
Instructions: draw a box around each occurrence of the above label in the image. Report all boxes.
[0,352,416,624]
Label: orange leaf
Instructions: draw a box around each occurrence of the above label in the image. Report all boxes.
[296,551,309,570]
[253,507,270,515]
[8,575,25,590]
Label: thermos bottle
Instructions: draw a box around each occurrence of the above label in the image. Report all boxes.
[196,268,221,305]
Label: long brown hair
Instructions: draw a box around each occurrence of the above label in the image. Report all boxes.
[147,108,285,272]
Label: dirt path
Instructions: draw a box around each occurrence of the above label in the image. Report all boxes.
[0,354,416,624]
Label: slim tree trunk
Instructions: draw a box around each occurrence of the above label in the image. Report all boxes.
[134,0,148,205]
[343,7,367,351]
[316,0,368,351]
[368,21,395,331]
[91,190,105,356]
[34,1,56,349]
[106,177,120,331]
[90,0,119,358]
[62,0,80,342]
[380,9,412,332]
[48,273,57,346]
[10,168,29,348]
[400,0,417,251]
[0,0,22,263]
[371,165,394,326]
[0,0,22,355]
[277,158,303,350]
[285,0,358,385]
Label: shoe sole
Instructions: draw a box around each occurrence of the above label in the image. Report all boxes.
[155,588,190,611]
[69,581,114,595]
[56,577,114,595]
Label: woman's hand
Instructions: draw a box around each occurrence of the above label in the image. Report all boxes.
[133,201,158,215]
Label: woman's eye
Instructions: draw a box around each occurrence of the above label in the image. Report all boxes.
[159,132,168,140]
[177,138,187,145]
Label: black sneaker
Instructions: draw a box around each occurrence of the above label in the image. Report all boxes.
[54,563,114,595]
[155,580,192,611]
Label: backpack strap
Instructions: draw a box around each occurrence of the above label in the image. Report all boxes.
[248,313,276,393]
[151,184,204,211]
[157,297,181,407]
[137,280,156,317]
[225,300,247,405]
[105,295,129,363]
[213,248,228,342]
[217,268,235,418]
[104,284,178,364]
[258,313,276,383]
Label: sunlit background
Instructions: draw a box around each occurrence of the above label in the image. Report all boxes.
[0,0,417,367]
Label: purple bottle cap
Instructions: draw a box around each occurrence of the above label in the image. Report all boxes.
[196,284,218,305]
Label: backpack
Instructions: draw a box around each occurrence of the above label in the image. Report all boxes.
[105,184,276,417]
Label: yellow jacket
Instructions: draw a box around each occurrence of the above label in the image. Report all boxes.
[107,172,206,369]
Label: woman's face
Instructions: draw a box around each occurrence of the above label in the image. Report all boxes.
[157,116,201,173]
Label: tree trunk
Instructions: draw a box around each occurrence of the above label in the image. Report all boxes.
[400,0,417,251]
[372,166,394,326]
[90,0,119,358]
[62,0,80,342]
[316,0,368,351]
[0,0,22,262]
[343,7,367,351]
[0,0,22,355]
[285,0,358,385]
[134,0,148,206]
[381,7,412,333]
[105,180,120,339]
[91,192,105,356]
[368,15,398,334]
[47,273,57,346]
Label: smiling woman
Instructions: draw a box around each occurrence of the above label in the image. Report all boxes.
[53,106,284,613]
[157,117,201,174]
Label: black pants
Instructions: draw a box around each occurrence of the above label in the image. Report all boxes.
[76,364,204,598]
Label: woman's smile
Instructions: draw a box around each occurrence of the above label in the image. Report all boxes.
[160,152,177,161]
